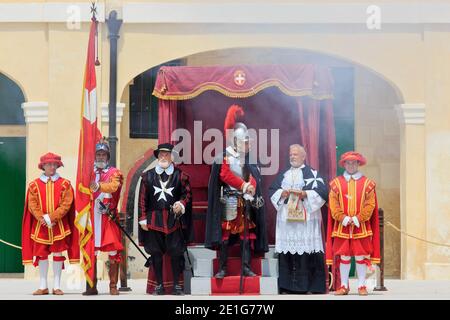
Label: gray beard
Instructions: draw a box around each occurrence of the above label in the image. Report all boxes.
[95,161,107,169]
[158,160,170,169]
[290,161,303,168]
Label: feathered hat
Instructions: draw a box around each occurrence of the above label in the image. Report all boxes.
[224,104,249,142]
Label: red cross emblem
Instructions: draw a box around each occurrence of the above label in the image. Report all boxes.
[234,70,246,86]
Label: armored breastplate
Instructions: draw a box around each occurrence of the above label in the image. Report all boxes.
[223,151,245,221]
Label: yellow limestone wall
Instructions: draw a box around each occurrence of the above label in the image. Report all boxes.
[1,1,449,280]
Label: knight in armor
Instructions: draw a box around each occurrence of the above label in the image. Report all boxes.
[138,143,192,295]
[83,139,124,296]
[205,104,268,279]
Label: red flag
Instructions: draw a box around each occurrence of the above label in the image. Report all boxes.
[75,18,102,288]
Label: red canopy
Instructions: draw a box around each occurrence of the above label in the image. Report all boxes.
[151,64,337,248]
[152,64,334,100]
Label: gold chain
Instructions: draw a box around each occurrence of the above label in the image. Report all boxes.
[386,221,450,248]
[0,238,22,250]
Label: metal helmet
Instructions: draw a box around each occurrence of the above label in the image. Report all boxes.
[233,122,249,142]
[95,138,110,160]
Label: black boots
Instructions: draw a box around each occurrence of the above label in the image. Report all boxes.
[214,240,228,279]
[172,284,184,295]
[82,259,98,296]
[152,254,165,295]
[153,284,165,295]
[152,254,185,295]
[214,239,256,278]
[241,240,256,277]
[171,255,184,295]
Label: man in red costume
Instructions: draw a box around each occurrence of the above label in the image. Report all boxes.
[22,152,79,295]
[326,151,380,296]
[82,139,124,296]
[205,104,268,279]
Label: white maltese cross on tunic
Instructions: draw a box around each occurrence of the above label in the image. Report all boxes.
[304,169,324,189]
[154,180,174,202]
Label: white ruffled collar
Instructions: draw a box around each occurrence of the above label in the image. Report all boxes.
[290,164,305,171]
[226,146,239,158]
[343,171,363,181]
[40,173,60,183]
[155,163,174,175]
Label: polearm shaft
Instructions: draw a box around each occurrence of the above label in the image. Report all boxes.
[170,206,194,277]
[99,201,152,268]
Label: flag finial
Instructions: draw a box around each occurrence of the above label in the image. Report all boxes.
[90,2,101,66]
[90,2,98,21]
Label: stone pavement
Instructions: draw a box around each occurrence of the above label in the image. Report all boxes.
[0,278,449,300]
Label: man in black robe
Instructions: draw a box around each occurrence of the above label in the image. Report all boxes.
[269,144,328,294]
[138,143,192,295]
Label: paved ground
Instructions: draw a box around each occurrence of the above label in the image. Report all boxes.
[0,278,449,300]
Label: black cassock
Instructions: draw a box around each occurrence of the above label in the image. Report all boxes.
[205,153,268,253]
[269,164,328,294]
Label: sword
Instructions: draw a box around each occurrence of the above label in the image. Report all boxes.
[98,201,152,268]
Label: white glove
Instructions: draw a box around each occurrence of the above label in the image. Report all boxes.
[173,201,186,215]
[139,219,147,226]
[43,214,52,228]
[342,216,351,227]
[352,216,360,228]
[243,193,254,202]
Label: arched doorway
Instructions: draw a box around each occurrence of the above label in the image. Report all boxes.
[119,47,403,278]
[0,72,26,273]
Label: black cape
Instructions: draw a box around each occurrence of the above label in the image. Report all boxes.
[205,153,268,253]
[138,167,194,249]
[269,164,328,202]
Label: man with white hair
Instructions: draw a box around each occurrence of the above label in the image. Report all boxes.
[138,143,192,295]
[269,144,328,294]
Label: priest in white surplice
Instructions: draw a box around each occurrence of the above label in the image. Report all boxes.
[269,144,328,294]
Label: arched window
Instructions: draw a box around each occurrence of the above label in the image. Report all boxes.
[129,59,184,139]
[0,73,25,125]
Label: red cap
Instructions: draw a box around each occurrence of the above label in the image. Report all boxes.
[338,151,367,168]
[38,152,64,170]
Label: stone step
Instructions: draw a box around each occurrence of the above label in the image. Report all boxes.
[190,276,278,295]
[190,257,278,278]
[187,245,217,260]
[190,277,211,295]
[265,245,277,259]
[259,276,279,295]
[192,258,213,278]
[261,258,278,277]
[188,244,277,259]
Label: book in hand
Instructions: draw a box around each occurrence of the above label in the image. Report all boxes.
[287,189,307,222]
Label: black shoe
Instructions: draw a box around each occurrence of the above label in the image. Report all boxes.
[153,284,165,295]
[243,266,256,277]
[214,269,227,279]
[172,284,184,296]
[82,281,98,296]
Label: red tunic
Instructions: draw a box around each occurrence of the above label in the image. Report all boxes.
[92,167,124,253]
[21,177,80,264]
[325,175,381,264]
